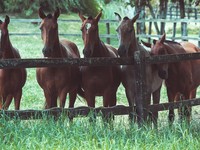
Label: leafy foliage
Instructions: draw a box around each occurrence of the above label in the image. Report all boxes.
[0,0,102,17]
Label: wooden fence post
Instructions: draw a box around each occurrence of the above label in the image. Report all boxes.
[172,23,177,41]
[148,22,152,43]
[106,22,110,44]
[134,50,147,126]
[181,21,188,41]
[199,31,200,47]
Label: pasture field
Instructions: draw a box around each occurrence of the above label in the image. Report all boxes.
[0,13,200,149]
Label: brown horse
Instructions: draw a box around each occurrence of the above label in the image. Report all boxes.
[146,34,200,123]
[78,11,121,109]
[0,16,27,110]
[115,12,163,126]
[37,8,82,109]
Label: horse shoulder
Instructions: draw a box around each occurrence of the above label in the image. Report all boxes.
[60,39,80,58]
[105,44,118,57]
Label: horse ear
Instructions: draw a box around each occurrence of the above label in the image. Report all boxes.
[141,40,151,48]
[131,13,140,23]
[5,15,10,25]
[95,11,102,23]
[114,12,122,22]
[78,12,86,22]
[38,7,46,19]
[160,34,166,43]
[54,7,60,19]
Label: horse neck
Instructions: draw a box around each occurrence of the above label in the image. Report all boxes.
[51,35,66,58]
[1,33,15,58]
[129,37,140,55]
[93,39,110,57]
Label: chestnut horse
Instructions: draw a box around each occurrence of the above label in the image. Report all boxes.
[78,12,121,109]
[146,34,200,123]
[0,16,27,110]
[115,13,163,126]
[37,8,82,109]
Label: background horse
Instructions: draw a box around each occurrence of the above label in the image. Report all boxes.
[37,8,82,109]
[115,12,163,126]
[0,16,27,110]
[78,11,121,109]
[147,34,200,123]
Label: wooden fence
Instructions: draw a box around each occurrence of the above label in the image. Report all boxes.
[6,18,200,47]
[0,52,200,124]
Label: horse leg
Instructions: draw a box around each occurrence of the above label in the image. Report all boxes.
[145,93,151,126]
[103,90,116,122]
[184,88,197,123]
[177,92,191,124]
[152,85,161,128]
[14,90,22,110]
[59,92,67,108]
[125,88,135,123]
[44,90,57,109]
[68,90,78,121]
[69,90,77,108]
[167,88,176,125]
[85,92,96,122]
[3,95,13,110]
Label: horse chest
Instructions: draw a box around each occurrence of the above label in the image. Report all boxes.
[121,66,135,88]
[37,67,75,88]
[81,67,114,92]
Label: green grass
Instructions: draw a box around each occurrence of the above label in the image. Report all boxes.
[0,117,200,149]
[0,13,200,149]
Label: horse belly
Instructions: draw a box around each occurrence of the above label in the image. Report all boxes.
[0,69,25,94]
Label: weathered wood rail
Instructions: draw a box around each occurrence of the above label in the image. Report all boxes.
[1,98,200,120]
[0,52,200,123]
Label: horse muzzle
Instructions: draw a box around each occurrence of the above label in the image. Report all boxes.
[42,47,53,57]
[83,48,91,58]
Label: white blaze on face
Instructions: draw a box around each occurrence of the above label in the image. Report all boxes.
[85,23,91,34]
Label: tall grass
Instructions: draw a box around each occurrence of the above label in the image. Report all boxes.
[0,12,199,149]
[0,116,200,149]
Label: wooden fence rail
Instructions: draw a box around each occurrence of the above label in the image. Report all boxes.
[0,52,200,123]
[4,18,200,46]
[1,98,200,120]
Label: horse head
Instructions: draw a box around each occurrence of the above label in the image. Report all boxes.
[115,13,139,57]
[142,34,169,79]
[0,15,10,58]
[38,7,60,57]
[79,11,102,57]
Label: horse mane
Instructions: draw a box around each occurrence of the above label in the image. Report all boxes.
[164,40,180,45]
[88,16,93,20]
[123,17,129,20]
[47,14,53,19]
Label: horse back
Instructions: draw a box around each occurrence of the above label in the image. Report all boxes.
[180,42,200,53]
[60,39,80,58]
